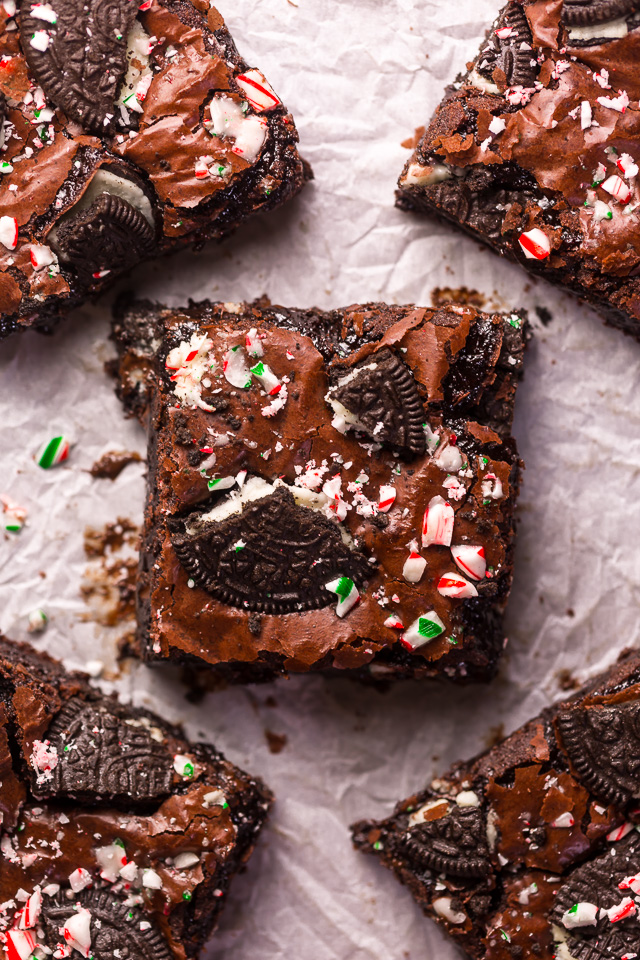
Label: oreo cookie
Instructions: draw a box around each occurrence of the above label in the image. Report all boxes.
[19,0,138,134]
[562,0,640,26]
[557,700,640,807]
[327,348,426,457]
[394,803,492,878]
[475,2,538,89]
[551,832,640,960]
[42,890,173,960]
[171,484,371,614]
[51,193,155,283]
[32,698,174,802]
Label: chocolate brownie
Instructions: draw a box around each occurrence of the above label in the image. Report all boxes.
[0,635,272,960]
[0,1,309,338]
[397,0,640,338]
[111,296,529,685]
[352,647,640,960]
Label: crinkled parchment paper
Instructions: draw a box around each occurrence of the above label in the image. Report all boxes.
[2,1,640,957]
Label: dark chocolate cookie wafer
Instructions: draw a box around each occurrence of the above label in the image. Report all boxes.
[474,2,538,90]
[562,0,640,26]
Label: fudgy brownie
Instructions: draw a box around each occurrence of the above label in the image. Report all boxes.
[0,1,309,338]
[397,0,640,338]
[352,648,640,960]
[112,297,528,684]
[0,635,272,960]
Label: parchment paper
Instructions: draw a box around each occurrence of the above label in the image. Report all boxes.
[2,1,640,957]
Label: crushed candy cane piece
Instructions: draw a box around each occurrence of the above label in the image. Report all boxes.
[602,174,631,203]
[0,215,18,250]
[403,541,427,583]
[325,576,359,617]
[1,493,27,533]
[437,572,478,599]
[35,435,70,468]
[29,29,50,51]
[384,615,404,630]
[5,930,37,960]
[451,544,486,581]
[597,90,629,113]
[606,898,636,923]
[29,243,57,270]
[63,907,92,957]
[561,902,598,929]
[550,811,575,828]
[617,153,639,178]
[250,360,281,394]
[174,754,195,778]
[489,116,506,135]
[30,3,56,21]
[422,495,454,547]
[166,333,216,411]
[95,842,127,883]
[580,100,592,130]
[207,96,267,163]
[236,69,281,112]
[30,740,58,783]
[481,473,503,500]
[401,612,445,651]
[607,822,634,842]
[518,228,550,260]
[142,868,162,889]
[20,889,42,929]
[434,443,463,472]
[222,345,252,389]
[619,873,640,895]
[69,868,92,893]
[378,485,396,512]
[245,327,264,358]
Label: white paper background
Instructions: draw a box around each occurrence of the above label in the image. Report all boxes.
[2,1,640,957]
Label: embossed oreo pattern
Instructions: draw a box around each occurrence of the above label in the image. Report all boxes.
[395,804,492,878]
[329,349,426,456]
[19,0,138,134]
[42,890,174,960]
[52,193,156,281]
[562,0,640,26]
[33,698,174,801]
[172,486,371,614]
[475,2,538,89]
[557,700,640,807]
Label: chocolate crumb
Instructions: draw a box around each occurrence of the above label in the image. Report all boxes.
[90,450,142,481]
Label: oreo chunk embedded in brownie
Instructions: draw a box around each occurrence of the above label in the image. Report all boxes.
[397,0,640,339]
[351,649,640,960]
[0,1,309,338]
[112,297,528,685]
[0,636,272,959]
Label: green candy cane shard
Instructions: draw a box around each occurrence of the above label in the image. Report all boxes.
[325,576,359,617]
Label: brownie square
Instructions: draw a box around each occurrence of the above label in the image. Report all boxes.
[352,648,640,960]
[0,0,309,338]
[397,0,640,338]
[112,297,528,685]
[0,635,272,960]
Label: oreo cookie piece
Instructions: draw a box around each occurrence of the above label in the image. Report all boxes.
[19,0,138,134]
[551,833,640,960]
[326,348,427,456]
[171,482,371,614]
[557,700,640,807]
[394,803,492,879]
[41,890,173,960]
[474,2,538,90]
[31,697,174,803]
[562,0,640,26]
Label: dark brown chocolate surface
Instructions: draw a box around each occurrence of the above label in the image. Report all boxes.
[397,0,640,338]
[352,647,640,960]
[112,297,528,684]
[0,635,272,960]
[0,0,309,338]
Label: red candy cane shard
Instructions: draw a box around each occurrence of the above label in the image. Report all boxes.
[606,898,636,923]
[378,485,396,512]
[384,615,404,630]
[437,572,478,599]
[607,822,634,842]
[422,495,454,547]
[602,174,632,203]
[451,544,486,581]
[5,931,37,960]
[518,228,550,260]
[236,70,281,112]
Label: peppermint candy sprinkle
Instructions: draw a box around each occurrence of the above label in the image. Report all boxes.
[222,345,252,389]
[63,907,92,958]
[422,495,454,547]
[4,930,37,960]
[174,754,195,779]
[35,435,70,468]
[236,69,281,112]
[403,540,427,583]
[437,572,478,599]
[245,327,264,358]
[384,615,404,630]
[606,897,636,923]
[29,243,56,270]
[326,576,359,617]
[518,228,550,260]
[18,889,42,930]
[401,611,445,651]
[30,739,58,783]
[378,485,396,512]
[602,174,631,204]
[0,215,18,250]
[561,902,598,929]
[451,544,486,581]
[250,360,281,394]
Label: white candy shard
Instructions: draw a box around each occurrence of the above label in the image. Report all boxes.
[403,540,427,583]
[602,174,631,203]
[0,215,18,250]
[422,495,454,547]
[236,69,281,112]
[63,907,92,957]
[222,345,252,389]
[401,611,445,650]
[433,897,466,925]
[207,96,267,163]
[437,572,478,599]
[325,576,359,617]
[561,902,598,929]
[451,544,486,581]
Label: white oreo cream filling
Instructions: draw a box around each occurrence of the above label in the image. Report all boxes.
[325,363,378,433]
[568,16,628,41]
[49,169,154,248]
[467,68,501,95]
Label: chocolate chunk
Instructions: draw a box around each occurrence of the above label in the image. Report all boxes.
[31,697,174,803]
[171,485,371,614]
[42,890,173,960]
[551,833,640,960]
[328,348,426,456]
[19,0,138,134]
[52,193,155,283]
[475,2,538,88]
[394,804,492,878]
[557,700,640,807]
[562,0,640,26]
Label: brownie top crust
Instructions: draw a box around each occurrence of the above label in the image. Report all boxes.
[398,0,640,331]
[113,298,528,684]
[0,1,308,337]
[0,636,272,960]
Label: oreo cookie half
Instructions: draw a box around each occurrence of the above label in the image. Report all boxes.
[171,480,371,614]
[552,833,640,960]
[19,0,139,134]
[563,0,640,26]
[31,698,174,803]
[473,2,538,91]
[326,348,426,457]
[394,803,492,878]
[42,890,173,960]
[557,700,640,807]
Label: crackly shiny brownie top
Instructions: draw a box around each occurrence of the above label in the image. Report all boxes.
[113,298,527,683]
[398,0,640,323]
[352,648,640,960]
[0,636,272,960]
[0,0,307,336]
